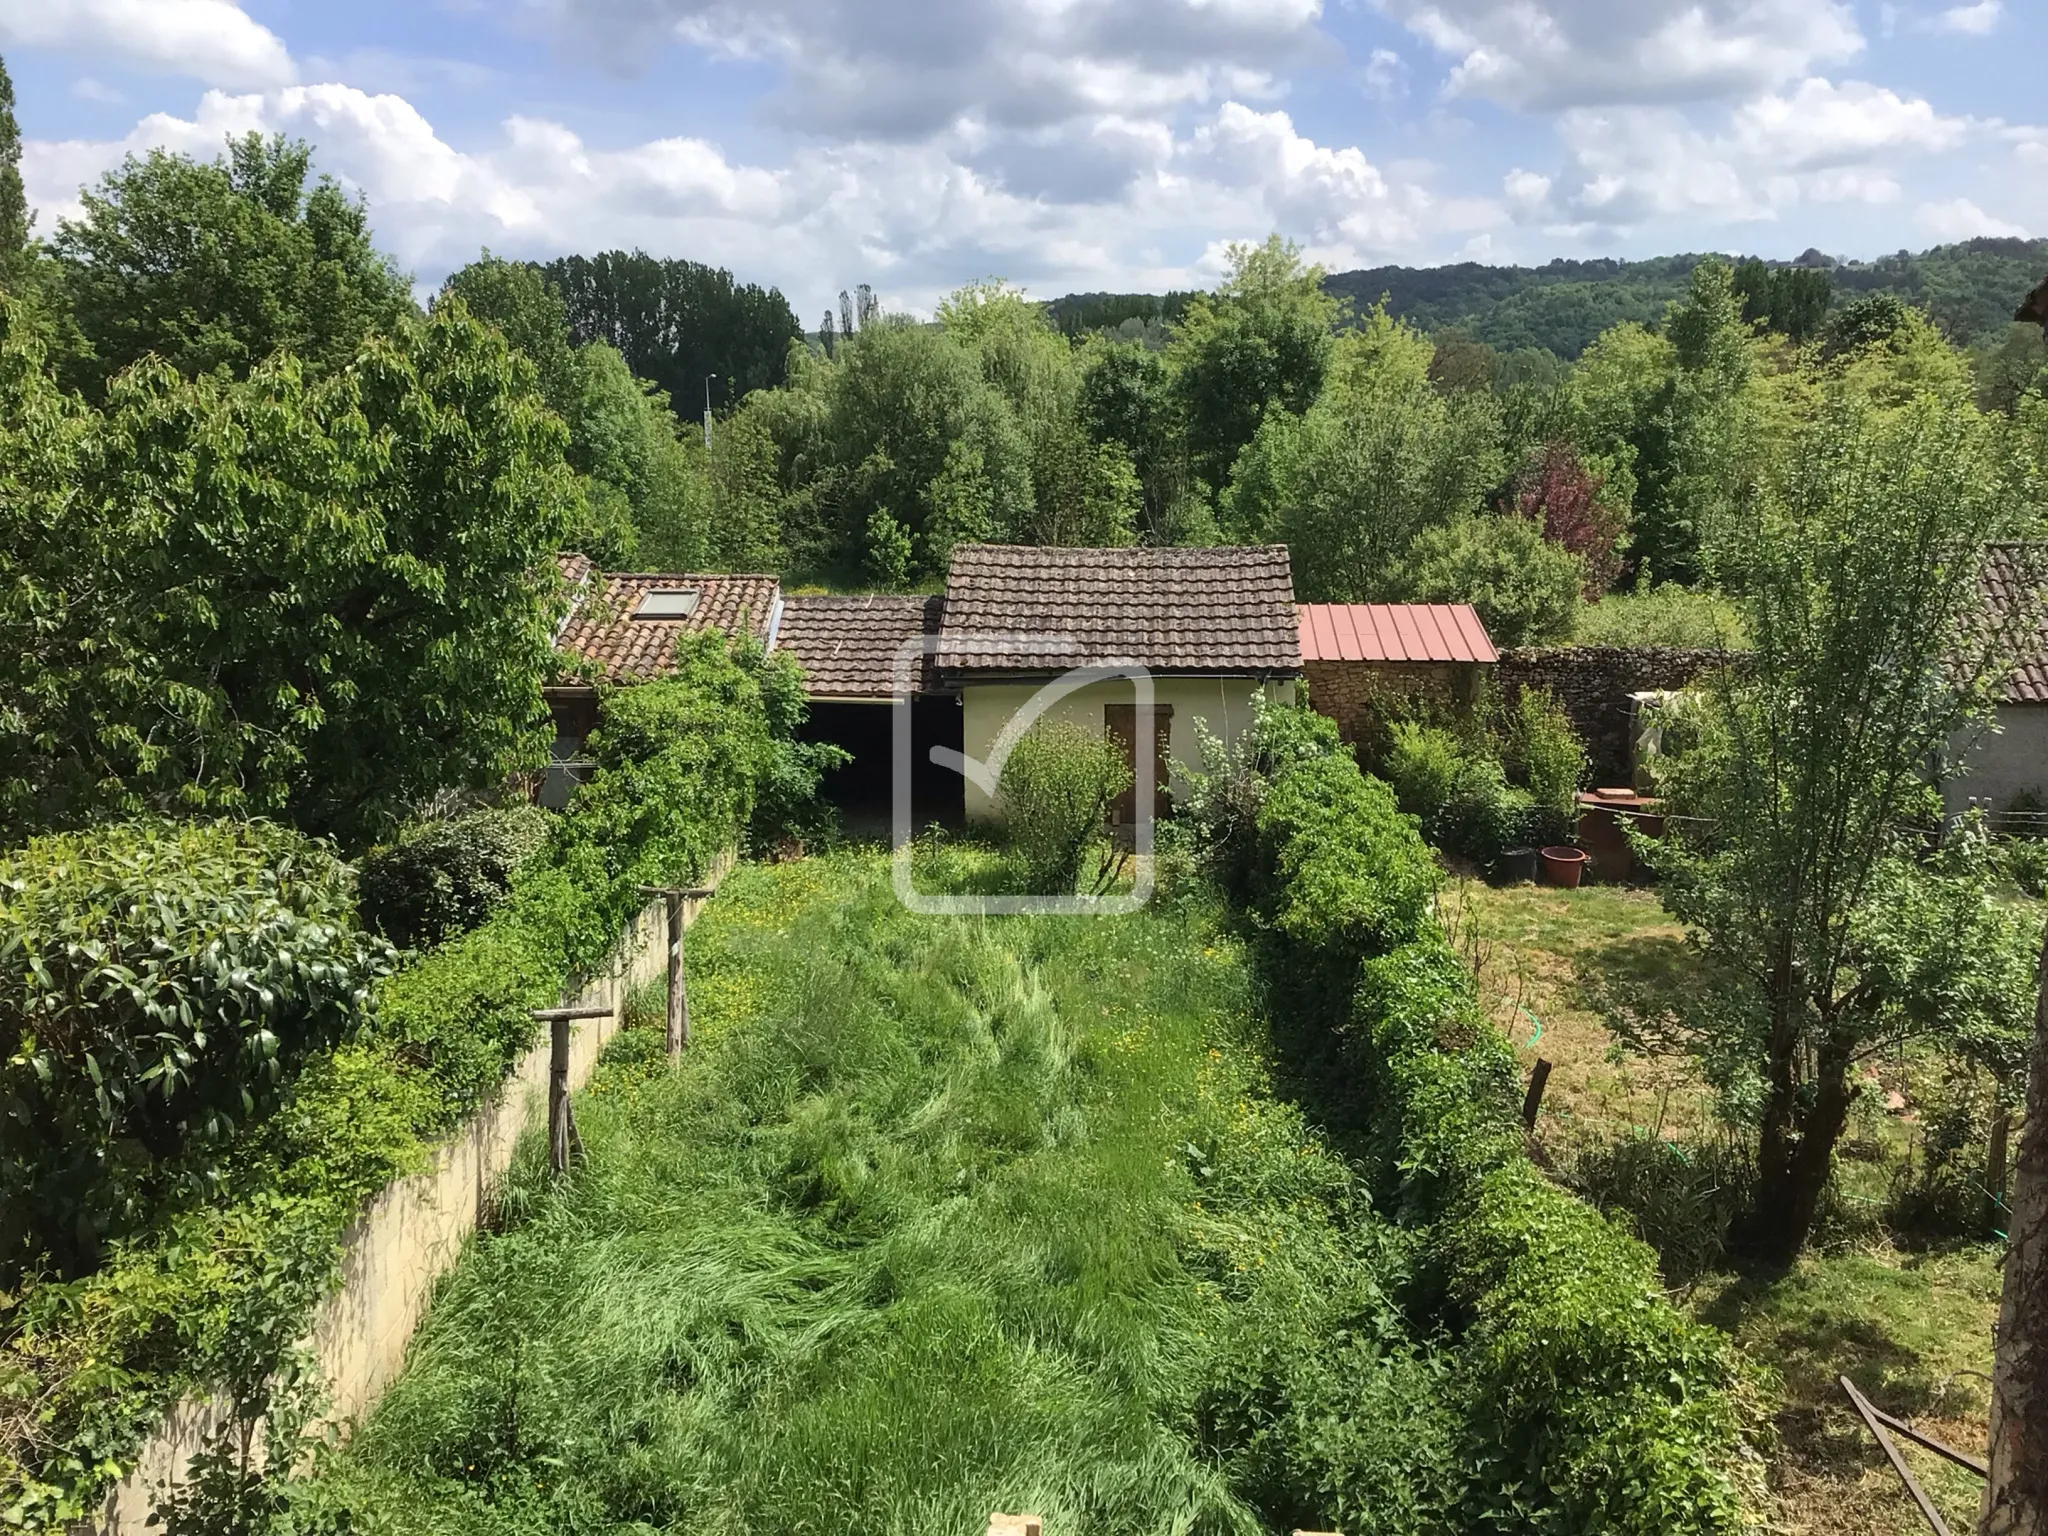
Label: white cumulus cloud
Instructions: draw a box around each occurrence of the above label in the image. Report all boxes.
[21,82,1483,313]
[0,0,294,88]
[1916,198,2026,241]
[1728,78,1970,168]
[1376,0,1862,111]
[1931,1,2001,35]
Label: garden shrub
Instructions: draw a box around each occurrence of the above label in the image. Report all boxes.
[1228,738,1753,1532]
[1,631,788,1528]
[2004,836,2048,898]
[1502,685,1586,845]
[1447,1162,1751,1536]
[1381,721,1463,825]
[997,722,1131,894]
[1575,584,1750,650]
[1249,757,1438,996]
[1380,723,1533,865]
[356,806,551,950]
[0,820,393,1282]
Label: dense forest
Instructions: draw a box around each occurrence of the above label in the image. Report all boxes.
[1316,239,2048,357]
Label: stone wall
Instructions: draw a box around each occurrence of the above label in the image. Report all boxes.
[99,868,729,1534]
[1497,646,1731,784]
[1303,660,1485,746]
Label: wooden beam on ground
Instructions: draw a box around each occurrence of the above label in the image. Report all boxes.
[1841,1375,1954,1536]
[987,1516,1042,1536]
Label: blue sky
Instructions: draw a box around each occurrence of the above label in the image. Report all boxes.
[1,0,2042,317]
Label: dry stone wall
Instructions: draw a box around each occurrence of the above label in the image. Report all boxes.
[1496,646,1734,784]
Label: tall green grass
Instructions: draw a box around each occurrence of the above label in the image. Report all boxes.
[302,854,1453,1535]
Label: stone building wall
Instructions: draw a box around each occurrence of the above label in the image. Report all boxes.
[1303,660,1485,746]
[1497,646,1732,784]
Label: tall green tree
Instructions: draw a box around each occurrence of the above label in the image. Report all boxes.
[0,54,28,271]
[439,254,578,414]
[1731,259,1833,342]
[1397,512,1585,646]
[1079,340,1201,543]
[54,134,414,398]
[439,256,709,569]
[939,281,1140,551]
[1225,308,1504,601]
[1616,394,2041,1263]
[0,299,578,847]
[812,319,1032,580]
[542,249,801,410]
[1167,236,1339,497]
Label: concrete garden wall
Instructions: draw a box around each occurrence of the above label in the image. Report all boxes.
[99,874,726,1533]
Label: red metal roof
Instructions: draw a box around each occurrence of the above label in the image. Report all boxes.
[1297,603,1498,665]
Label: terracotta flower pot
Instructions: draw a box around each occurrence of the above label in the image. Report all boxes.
[1540,845,1589,888]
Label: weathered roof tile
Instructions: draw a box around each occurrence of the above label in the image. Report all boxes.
[1985,542,2048,705]
[556,571,780,683]
[935,545,1300,675]
[777,594,944,697]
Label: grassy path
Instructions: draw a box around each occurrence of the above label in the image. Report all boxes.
[308,854,1440,1535]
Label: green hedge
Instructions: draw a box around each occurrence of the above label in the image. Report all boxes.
[356,807,552,951]
[0,633,785,1531]
[1239,748,1753,1534]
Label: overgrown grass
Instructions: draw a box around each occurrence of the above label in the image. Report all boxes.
[1453,877,2019,1536]
[301,853,1454,1534]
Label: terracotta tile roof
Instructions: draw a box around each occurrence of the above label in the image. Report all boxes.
[555,571,781,683]
[1984,542,2048,705]
[556,551,595,590]
[1298,603,1499,665]
[777,594,945,697]
[936,545,1300,675]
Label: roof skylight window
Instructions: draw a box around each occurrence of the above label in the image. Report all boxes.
[635,589,700,619]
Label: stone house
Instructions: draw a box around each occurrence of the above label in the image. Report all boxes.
[1297,602,1498,746]
[1947,541,2048,820]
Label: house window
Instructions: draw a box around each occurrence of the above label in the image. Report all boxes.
[635,589,700,619]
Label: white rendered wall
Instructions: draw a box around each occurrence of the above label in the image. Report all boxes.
[958,676,1295,823]
[1946,705,2048,815]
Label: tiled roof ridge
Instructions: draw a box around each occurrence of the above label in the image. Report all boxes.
[936,542,1300,675]
[1982,540,2048,705]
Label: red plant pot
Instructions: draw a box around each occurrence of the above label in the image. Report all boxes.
[1540,846,1588,889]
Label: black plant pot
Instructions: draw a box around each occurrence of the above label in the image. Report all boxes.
[1494,846,1538,885]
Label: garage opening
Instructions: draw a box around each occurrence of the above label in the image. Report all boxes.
[798,695,963,838]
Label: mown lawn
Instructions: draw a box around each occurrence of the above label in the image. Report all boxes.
[302,852,1448,1535]
[1454,874,2035,1536]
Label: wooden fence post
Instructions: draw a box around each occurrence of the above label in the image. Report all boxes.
[1522,1058,1553,1131]
[530,1006,613,1175]
[1992,1109,2012,1209]
[639,884,716,1063]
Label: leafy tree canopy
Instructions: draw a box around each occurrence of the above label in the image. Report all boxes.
[1615,394,2041,1263]
[542,249,802,410]
[54,133,414,399]
[1168,235,1340,497]
[0,298,577,847]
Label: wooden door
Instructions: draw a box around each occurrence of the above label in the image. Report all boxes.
[1103,703,1173,832]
